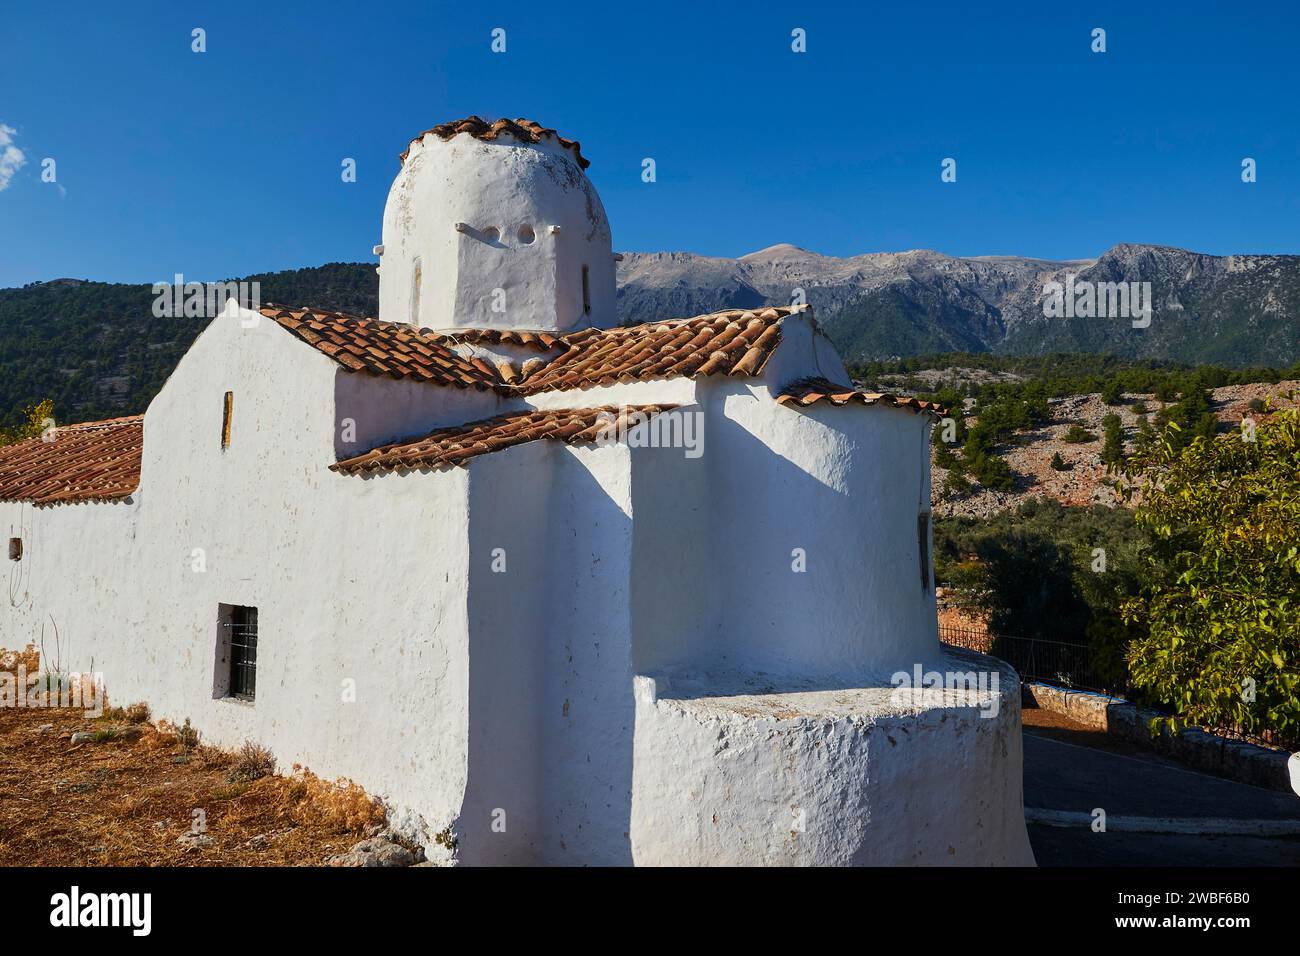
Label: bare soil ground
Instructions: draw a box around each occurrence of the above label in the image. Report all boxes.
[0,704,385,866]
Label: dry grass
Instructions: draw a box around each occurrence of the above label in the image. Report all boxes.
[0,704,387,866]
[0,644,40,673]
[228,741,277,783]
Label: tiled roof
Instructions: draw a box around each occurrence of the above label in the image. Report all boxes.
[399,116,590,169]
[515,307,797,395]
[333,405,674,474]
[0,416,143,505]
[776,377,948,416]
[261,306,499,389]
[264,304,811,395]
[437,328,562,351]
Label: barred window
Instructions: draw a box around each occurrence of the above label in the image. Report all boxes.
[215,604,258,702]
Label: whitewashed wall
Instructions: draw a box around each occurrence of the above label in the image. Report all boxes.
[459,440,636,865]
[630,659,1035,866]
[0,306,476,846]
[378,134,617,333]
[0,303,1031,867]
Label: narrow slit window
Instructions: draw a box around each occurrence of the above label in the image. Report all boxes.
[8,537,21,561]
[410,257,422,325]
[917,512,932,591]
[221,391,233,450]
[581,265,591,315]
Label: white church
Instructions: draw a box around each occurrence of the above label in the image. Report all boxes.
[0,117,1033,866]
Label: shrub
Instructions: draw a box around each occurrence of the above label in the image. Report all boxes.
[1063,424,1095,443]
[1101,413,1125,465]
[228,741,277,783]
[943,470,972,497]
[967,451,1015,491]
[933,443,960,471]
[1050,451,1068,471]
[1100,380,1124,405]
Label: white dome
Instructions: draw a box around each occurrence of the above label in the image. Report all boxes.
[377,118,616,333]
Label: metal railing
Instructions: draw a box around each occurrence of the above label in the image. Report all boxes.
[939,624,1126,696]
[940,624,1294,749]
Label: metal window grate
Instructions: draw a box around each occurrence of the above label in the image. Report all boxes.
[225,606,258,700]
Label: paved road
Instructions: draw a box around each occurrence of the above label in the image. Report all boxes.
[1023,730,1300,866]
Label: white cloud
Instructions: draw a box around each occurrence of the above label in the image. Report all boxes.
[0,124,28,191]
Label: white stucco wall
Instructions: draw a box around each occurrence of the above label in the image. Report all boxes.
[630,650,1034,866]
[458,439,637,865]
[628,385,937,682]
[378,133,617,333]
[0,302,1031,867]
[0,305,475,846]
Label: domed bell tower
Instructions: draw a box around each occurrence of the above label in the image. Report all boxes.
[376,117,617,333]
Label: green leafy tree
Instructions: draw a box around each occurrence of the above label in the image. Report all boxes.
[1122,407,1300,743]
[935,500,1148,688]
[948,531,1090,640]
[966,450,1015,491]
[1100,413,1125,466]
[1100,380,1124,405]
[0,399,54,446]
[1133,412,1156,455]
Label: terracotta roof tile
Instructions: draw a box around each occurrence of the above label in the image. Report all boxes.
[261,306,498,390]
[437,328,562,351]
[265,304,811,396]
[0,416,143,505]
[333,405,674,474]
[515,306,802,395]
[399,116,590,169]
[776,377,948,416]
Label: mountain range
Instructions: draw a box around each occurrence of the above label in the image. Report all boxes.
[2,243,1298,422]
[617,243,1300,366]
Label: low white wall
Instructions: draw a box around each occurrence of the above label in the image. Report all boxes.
[630,652,1034,866]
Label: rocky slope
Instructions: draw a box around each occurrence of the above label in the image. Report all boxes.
[930,379,1300,518]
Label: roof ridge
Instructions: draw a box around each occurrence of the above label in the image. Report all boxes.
[399,116,590,169]
[260,304,813,394]
[777,376,948,417]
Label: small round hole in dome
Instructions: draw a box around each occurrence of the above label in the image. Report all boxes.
[482,226,501,243]
[518,224,536,244]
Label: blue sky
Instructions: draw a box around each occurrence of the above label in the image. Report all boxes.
[1,0,1298,287]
